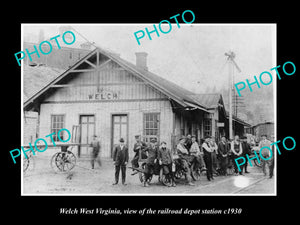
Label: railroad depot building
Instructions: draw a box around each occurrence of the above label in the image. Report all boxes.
[24,47,249,158]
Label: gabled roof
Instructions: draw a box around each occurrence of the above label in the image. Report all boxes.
[23,46,208,112]
[22,46,252,127]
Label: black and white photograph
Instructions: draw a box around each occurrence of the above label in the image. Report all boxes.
[3,3,299,221]
[21,23,276,195]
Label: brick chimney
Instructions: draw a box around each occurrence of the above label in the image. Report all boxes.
[135,52,148,70]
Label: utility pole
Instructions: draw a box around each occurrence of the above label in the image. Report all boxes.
[225,51,241,140]
[228,59,233,140]
[232,94,245,117]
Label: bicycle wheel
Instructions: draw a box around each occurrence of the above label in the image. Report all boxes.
[191,163,201,181]
[254,158,262,168]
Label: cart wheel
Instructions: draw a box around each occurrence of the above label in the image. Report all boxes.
[139,163,146,183]
[254,158,262,168]
[147,174,153,183]
[191,163,201,181]
[139,163,152,183]
[227,165,235,175]
[174,168,184,179]
[51,152,64,172]
[139,173,153,183]
[64,151,76,171]
[50,151,76,172]
[159,168,172,186]
[23,156,30,172]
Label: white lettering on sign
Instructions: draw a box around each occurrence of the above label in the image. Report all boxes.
[88,90,119,100]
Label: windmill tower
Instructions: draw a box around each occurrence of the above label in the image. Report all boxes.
[225,51,241,140]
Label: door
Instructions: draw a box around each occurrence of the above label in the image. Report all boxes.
[111,114,128,157]
[79,115,95,157]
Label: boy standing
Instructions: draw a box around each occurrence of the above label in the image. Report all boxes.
[158,141,176,187]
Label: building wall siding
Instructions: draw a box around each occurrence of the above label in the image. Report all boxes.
[39,100,173,158]
[36,55,176,158]
[45,61,166,102]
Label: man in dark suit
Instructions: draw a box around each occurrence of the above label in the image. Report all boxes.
[143,137,159,187]
[90,135,101,169]
[217,136,229,176]
[241,136,251,174]
[202,136,214,181]
[131,135,147,175]
[112,138,129,185]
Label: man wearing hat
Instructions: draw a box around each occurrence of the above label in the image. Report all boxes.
[231,135,243,175]
[217,136,229,176]
[176,136,195,186]
[90,135,101,169]
[189,135,206,172]
[184,134,193,152]
[112,138,129,185]
[202,136,214,181]
[241,135,251,173]
[143,137,159,187]
[131,135,147,175]
[258,134,272,176]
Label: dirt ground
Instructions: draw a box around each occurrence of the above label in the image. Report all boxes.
[22,154,275,195]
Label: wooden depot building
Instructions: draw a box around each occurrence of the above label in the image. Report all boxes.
[24,46,248,158]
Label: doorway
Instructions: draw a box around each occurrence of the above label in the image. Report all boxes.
[79,115,95,157]
[111,114,128,157]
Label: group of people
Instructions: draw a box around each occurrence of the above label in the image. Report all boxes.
[130,134,250,187]
[89,133,275,187]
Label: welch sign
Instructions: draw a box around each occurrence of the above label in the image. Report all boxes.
[88,89,119,100]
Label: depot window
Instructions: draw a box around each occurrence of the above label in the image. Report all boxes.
[51,115,65,142]
[143,113,160,142]
[204,118,212,137]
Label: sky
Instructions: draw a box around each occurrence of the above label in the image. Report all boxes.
[23,23,276,94]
